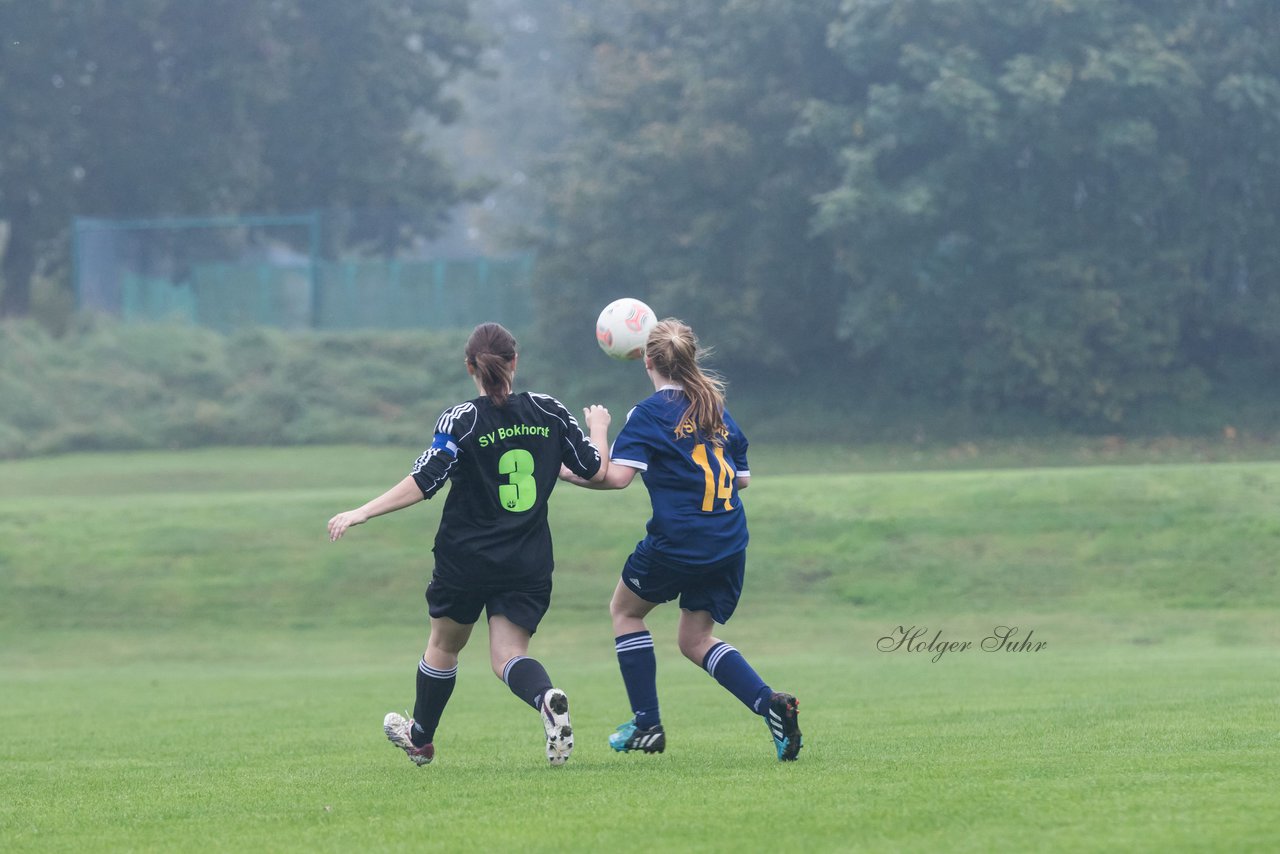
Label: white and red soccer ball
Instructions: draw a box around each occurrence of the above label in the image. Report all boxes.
[595,298,656,361]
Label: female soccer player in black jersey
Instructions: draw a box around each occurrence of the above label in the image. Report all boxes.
[328,323,610,766]
[562,319,802,761]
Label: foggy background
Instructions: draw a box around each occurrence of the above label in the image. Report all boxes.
[2,0,1279,454]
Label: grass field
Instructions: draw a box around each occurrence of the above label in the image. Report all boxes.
[1,446,1278,852]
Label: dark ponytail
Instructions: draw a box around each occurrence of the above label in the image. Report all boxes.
[465,323,518,407]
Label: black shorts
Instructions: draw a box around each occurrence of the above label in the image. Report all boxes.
[425,574,553,635]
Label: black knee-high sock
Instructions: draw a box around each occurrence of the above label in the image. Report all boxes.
[502,655,553,709]
[412,658,457,746]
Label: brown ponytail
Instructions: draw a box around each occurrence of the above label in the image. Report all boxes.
[465,322,518,407]
[645,319,727,444]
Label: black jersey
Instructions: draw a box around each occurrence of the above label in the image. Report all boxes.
[410,392,602,585]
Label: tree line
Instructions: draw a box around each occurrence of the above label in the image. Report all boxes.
[0,0,481,316]
[529,0,1280,425]
[3,1,1279,427]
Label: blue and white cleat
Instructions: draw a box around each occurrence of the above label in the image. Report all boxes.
[766,693,802,761]
[609,718,665,754]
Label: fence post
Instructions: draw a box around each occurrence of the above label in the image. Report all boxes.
[307,211,323,329]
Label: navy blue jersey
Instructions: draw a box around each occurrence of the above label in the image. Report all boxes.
[609,387,750,564]
[411,392,602,584]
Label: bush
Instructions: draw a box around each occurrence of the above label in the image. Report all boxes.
[2,313,1275,460]
[0,317,475,459]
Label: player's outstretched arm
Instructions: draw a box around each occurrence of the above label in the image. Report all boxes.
[328,476,424,541]
[559,461,638,490]
[583,404,611,483]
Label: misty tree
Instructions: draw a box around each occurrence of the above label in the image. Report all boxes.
[810,0,1280,420]
[248,0,482,252]
[428,0,602,253]
[528,0,852,374]
[536,0,1280,424]
[0,0,482,317]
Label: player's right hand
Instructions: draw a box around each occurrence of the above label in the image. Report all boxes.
[583,404,611,430]
[327,509,368,542]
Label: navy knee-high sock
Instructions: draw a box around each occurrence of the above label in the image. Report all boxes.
[615,630,660,728]
[412,658,457,746]
[702,642,773,715]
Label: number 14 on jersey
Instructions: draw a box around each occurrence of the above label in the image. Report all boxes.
[690,443,735,512]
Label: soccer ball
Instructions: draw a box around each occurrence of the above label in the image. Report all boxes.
[595,298,656,361]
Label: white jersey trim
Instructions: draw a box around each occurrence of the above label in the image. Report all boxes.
[528,392,601,475]
[411,401,477,496]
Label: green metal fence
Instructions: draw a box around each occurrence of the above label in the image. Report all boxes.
[76,214,535,332]
[115,257,534,332]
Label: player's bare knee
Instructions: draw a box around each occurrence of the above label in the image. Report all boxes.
[608,594,629,620]
[678,635,709,663]
[425,644,463,672]
[609,601,631,628]
[491,650,525,680]
[610,599,643,627]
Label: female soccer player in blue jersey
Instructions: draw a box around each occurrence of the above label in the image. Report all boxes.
[561,318,802,761]
[328,322,610,767]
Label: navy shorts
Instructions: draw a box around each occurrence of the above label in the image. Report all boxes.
[621,546,746,625]
[425,574,552,636]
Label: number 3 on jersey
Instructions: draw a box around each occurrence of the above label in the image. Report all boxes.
[498,449,536,512]
[690,443,734,512]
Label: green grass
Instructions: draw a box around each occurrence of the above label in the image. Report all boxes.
[1,447,1278,852]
